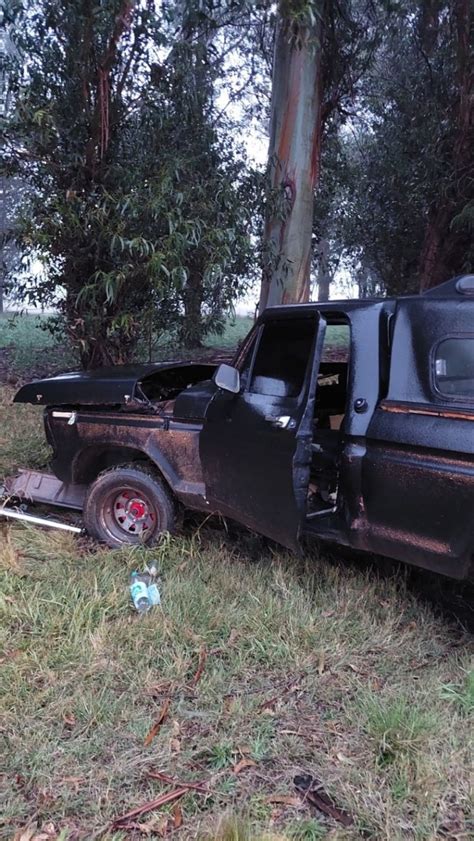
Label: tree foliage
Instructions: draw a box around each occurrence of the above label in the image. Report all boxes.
[1,0,258,366]
[1,0,472,351]
[314,0,473,297]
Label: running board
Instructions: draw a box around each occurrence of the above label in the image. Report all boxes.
[3,470,86,510]
[0,506,83,534]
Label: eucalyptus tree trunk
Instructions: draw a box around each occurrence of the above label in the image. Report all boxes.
[182,268,204,348]
[259,2,324,311]
[316,237,330,301]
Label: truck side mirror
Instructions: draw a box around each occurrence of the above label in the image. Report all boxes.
[213,363,240,394]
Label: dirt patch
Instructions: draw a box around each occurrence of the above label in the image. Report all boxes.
[0,348,67,386]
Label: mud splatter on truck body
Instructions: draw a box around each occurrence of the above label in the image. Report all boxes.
[8,275,474,578]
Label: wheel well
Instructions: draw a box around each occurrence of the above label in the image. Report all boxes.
[73,446,154,485]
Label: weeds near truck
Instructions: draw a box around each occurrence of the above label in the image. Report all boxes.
[359,695,437,765]
[441,670,474,715]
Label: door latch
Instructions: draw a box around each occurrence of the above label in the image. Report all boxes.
[265,414,291,429]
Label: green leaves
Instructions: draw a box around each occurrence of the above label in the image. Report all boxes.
[2,0,262,365]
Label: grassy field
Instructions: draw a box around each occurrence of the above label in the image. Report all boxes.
[0,313,254,382]
[0,319,473,841]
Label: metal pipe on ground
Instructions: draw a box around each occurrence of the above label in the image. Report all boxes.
[0,507,83,534]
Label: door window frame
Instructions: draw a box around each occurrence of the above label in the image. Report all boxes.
[237,314,321,409]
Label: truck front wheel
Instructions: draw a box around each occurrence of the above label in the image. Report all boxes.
[83,464,175,548]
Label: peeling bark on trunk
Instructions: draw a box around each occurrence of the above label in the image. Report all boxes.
[260,4,324,310]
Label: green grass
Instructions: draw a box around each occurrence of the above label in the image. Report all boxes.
[0,380,473,840]
[1,386,473,841]
[0,313,76,376]
[359,695,437,765]
[441,669,474,715]
[0,310,346,383]
[0,313,254,379]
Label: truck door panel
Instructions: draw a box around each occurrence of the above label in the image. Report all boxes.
[358,299,474,578]
[200,314,326,550]
[362,402,474,577]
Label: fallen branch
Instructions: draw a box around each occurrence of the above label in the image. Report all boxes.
[112,787,187,828]
[147,770,208,793]
[294,774,353,827]
[190,644,207,687]
[143,698,171,747]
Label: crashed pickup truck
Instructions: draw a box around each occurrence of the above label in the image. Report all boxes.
[5,274,474,579]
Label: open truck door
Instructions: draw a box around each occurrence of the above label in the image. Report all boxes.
[200,312,327,550]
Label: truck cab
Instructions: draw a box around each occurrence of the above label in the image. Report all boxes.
[8,275,474,579]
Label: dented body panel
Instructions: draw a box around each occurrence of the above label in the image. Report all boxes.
[14,362,217,407]
[9,275,474,578]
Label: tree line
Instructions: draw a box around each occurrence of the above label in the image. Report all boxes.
[1,0,472,367]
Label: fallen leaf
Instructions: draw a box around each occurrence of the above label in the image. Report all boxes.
[144,698,171,747]
[172,804,183,829]
[191,644,207,686]
[223,695,236,714]
[60,775,85,790]
[38,823,57,839]
[28,824,57,841]
[336,752,354,765]
[63,712,76,728]
[233,758,257,774]
[265,794,301,807]
[317,652,325,675]
[124,816,168,836]
[170,737,181,753]
[13,827,37,841]
[228,628,239,645]
[236,743,252,756]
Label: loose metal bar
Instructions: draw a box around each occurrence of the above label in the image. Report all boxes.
[0,507,83,534]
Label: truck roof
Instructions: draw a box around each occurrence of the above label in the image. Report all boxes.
[261,274,474,320]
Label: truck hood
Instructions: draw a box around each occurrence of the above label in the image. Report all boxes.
[14,362,217,407]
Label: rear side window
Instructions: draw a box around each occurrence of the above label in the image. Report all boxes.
[249,318,316,398]
[322,323,350,362]
[435,338,474,398]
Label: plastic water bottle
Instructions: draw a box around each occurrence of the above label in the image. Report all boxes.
[130,571,151,613]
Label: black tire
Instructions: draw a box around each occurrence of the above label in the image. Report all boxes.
[83,463,175,548]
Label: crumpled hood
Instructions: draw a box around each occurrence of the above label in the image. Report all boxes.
[14,361,217,407]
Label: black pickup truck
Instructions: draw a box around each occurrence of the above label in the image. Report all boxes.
[6,274,474,579]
